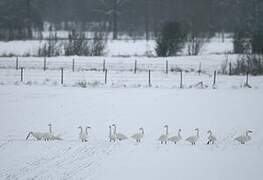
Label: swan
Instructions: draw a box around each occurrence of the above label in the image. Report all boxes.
[26,124,53,141]
[131,127,144,142]
[234,130,253,144]
[43,123,62,141]
[186,128,199,145]
[158,125,169,144]
[207,130,216,144]
[112,124,128,141]
[109,125,116,142]
[26,131,45,140]
[168,129,182,144]
[78,126,88,142]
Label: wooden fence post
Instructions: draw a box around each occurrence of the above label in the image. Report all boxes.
[213,71,217,86]
[61,68,64,84]
[72,58,75,72]
[180,70,183,88]
[148,70,151,87]
[134,60,137,74]
[245,72,249,85]
[103,59,106,72]
[166,60,168,74]
[16,57,19,70]
[198,62,202,76]
[229,62,232,76]
[105,69,108,84]
[20,67,24,82]
[44,57,47,71]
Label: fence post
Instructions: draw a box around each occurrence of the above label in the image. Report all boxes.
[44,57,47,71]
[105,69,108,84]
[72,58,75,72]
[148,70,151,87]
[20,67,24,82]
[213,71,217,86]
[61,68,64,84]
[180,70,183,88]
[16,57,19,70]
[103,59,106,72]
[198,62,202,76]
[229,62,232,76]
[166,60,168,74]
[134,60,137,74]
[245,72,249,85]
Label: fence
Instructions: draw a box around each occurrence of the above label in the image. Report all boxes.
[0,57,220,74]
[0,57,254,88]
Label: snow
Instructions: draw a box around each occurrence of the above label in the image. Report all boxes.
[0,86,263,180]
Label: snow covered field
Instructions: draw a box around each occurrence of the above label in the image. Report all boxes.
[0,86,263,180]
[0,36,233,57]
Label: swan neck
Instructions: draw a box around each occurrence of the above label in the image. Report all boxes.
[178,130,181,137]
[109,126,112,136]
[113,126,116,134]
[196,130,199,137]
[165,126,168,135]
[49,125,52,133]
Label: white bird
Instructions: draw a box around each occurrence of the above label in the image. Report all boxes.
[26,131,45,140]
[109,125,116,142]
[131,127,144,142]
[207,130,216,144]
[168,129,182,144]
[78,126,88,142]
[158,125,169,144]
[112,124,128,141]
[43,123,62,141]
[186,128,199,145]
[234,130,253,144]
[26,124,53,141]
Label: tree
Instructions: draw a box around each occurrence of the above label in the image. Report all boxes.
[155,22,186,57]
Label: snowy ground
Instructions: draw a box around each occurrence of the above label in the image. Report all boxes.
[0,86,263,180]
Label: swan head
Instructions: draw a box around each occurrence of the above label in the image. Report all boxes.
[207,130,212,134]
[246,130,253,134]
[164,125,168,128]
[194,128,199,131]
[112,124,116,127]
[48,123,52,127]
[139,127,144,134]
[178,129,182,132]
[78,126,82,129]
[86,126,91,129]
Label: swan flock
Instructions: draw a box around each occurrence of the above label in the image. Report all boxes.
[26,124,253,145]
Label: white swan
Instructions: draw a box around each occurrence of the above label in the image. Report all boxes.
[43,123,62,141]
[109,125,116,142]
[234,130,253,144]
[131,127,144,142]
[112,124,128,141]
[207,130,216,144]
[158,125,169,144]
[78,126,88,142]
[186,128,199,145]
[26,131,45,140]
[26,124,53,141]
[168,129,182,144]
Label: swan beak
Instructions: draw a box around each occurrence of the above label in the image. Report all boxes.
[248,130,253,133]
[87,127,91,129]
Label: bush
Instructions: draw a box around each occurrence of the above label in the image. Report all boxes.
[221,54,263,75]
[64,30,106,56]
[155,22,187,57]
